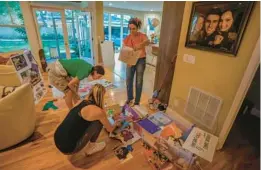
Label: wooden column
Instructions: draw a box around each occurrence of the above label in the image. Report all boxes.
[154,2,185,104]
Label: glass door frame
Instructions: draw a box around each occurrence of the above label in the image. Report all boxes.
[32,6,95,65]
[32,7,71,61]
[104,12,133,50]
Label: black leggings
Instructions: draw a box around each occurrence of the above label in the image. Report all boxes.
[70,120,103,154]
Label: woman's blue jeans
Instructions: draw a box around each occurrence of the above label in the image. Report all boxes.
[126,58,146,104]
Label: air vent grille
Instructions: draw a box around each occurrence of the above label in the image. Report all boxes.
[185,87,222,129]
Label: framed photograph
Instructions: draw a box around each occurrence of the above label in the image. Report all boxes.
[185,2,254,56]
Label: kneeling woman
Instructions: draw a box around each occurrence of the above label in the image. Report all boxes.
[54,84,119,155]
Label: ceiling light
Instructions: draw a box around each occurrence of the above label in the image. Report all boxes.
[109,2,112,6]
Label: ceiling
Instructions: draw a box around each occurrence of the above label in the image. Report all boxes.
[103,1,163,12]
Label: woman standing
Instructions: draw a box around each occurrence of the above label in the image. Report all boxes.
[123,18,150,106]
[54,84,120,156]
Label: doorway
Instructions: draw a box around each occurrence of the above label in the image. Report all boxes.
[224,65,260,164]
[33,8,94,65]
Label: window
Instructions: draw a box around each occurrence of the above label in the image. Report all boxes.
[0,2,29,53]
[123,15,131,39]
[65,9,92,59]
[103,13,132,53]
[111,14,121,52]
[104,13,109,41]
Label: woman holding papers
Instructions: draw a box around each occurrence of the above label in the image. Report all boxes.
[123,17,150,106]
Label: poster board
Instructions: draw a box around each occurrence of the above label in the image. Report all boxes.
[100,41,115,66]
[182,127,218,162]
[10,50,46,104]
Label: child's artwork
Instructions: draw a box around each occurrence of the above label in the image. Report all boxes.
[108,104,141,145]
[148,112,173,127]
[88,79,114,88]
[110,121,141,146]
[123,104,142,121]
[78,84,92,93]
[79,79,115,99]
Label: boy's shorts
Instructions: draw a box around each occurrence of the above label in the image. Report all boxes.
[47,62,70,93]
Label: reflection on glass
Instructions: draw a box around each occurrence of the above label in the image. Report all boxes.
[111,14,121,52]
[102,13,133,53]
[65,9,92,60]
[123,26,129,39]
[35,10,66,62]
[8,1,24,25]
[123,15,131,39]
[104,13,109,41]
[123,15,131,24]
[0,1,29,52]
[0,27,29,52]
[0,2,12,24]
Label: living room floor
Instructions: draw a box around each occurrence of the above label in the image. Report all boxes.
[0,67,259,170]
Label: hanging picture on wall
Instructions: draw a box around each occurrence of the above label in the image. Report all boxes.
[185,1,254,56]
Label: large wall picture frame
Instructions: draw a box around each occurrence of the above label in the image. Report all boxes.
[185,1,254,56]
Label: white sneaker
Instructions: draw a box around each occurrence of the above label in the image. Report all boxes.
[85,142,106,156]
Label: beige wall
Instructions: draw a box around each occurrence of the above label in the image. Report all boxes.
[96,2,104,41]
[168,2,260,137]
[95,2,104,64]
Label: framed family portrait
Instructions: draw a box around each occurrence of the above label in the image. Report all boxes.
[185,1,254,56]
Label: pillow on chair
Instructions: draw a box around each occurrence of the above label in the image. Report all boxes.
[0,86,17,99]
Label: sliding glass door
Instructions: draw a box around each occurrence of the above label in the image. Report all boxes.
[65,10,93,64]
[34,8,94,64]
[34,10,68,62]
[104,13,132,53]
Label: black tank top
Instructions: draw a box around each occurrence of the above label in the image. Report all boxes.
[54,100,95,153]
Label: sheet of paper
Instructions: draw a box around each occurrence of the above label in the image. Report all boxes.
[182,127,218,162]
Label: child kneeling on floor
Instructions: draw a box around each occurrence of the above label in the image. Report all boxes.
[54,84,120,156]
